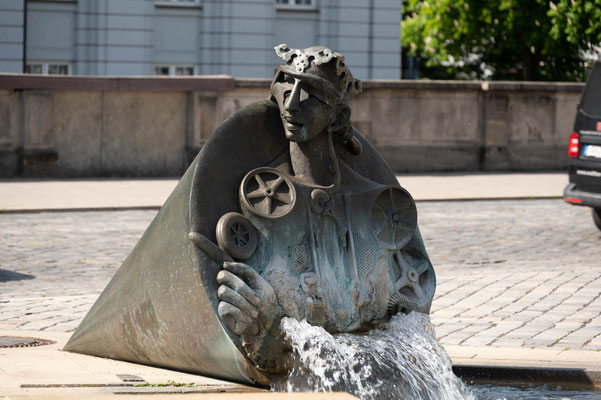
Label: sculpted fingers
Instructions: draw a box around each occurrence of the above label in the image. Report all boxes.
[217,301,253,324]
[218,285,259,319]
[216,263,279,337]
[216,269,261,307]
[218,302,259,336]
[223,262,264,290]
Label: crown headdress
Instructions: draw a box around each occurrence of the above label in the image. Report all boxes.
[274,44,362,100]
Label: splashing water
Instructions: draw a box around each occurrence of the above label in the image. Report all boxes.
[272,312,475,400]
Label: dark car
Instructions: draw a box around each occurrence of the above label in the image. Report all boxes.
[564,61,601,231]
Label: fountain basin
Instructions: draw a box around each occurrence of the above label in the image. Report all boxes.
[467,383,601,400]
[454,365,601,390]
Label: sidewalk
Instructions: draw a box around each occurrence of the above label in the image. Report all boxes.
[3,172,601,398]
[0,172,568,212]
[0,328,353,399]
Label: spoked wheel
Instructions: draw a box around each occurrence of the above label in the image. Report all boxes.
[593,208,601,231]
[240,168,296,219]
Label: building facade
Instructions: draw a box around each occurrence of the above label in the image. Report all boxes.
[0,0,401,79]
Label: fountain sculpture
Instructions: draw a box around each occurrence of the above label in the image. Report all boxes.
[64,45,437,387]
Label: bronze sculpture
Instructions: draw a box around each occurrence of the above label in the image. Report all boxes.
[64,45,436,386]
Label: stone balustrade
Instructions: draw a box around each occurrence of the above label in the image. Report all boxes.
[0,74,583,177]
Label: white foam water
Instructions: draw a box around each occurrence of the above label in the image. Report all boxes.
[272,312,476,400]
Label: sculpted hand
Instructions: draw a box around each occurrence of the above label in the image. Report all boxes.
[216,261,278,337]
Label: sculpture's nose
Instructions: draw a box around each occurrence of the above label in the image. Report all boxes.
[284,79,302,114]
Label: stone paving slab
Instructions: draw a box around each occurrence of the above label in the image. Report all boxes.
[3,393,356,400]
[399,172,567,201]
[0,179,177,212]
[0,330,357,399]
[1,198,600,396]
[445,345,601,370]
[0,329,253,399]
[0,172,567,212]
[0,330,239,386]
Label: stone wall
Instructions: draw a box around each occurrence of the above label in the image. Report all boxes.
[348,81,583,172]
[0,74,584,177]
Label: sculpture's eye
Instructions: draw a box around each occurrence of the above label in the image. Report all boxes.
[299,88,309,102]
[283,90,291,99]
[302,81,328,105]
[310,93,328,105]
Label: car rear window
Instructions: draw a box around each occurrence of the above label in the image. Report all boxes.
[581,62,601,117]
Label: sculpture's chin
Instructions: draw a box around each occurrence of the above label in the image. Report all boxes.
[284,124,321,143]
[284,129,307,142]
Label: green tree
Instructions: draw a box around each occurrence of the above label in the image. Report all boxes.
[547,0,601,51]
[402,0,600,81]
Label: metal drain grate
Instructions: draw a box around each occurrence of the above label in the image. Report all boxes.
[0,336,55,348]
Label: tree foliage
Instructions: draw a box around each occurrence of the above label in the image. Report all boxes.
[402,0,601,81]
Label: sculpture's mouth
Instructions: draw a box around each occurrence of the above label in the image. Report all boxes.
[283,115,303,132]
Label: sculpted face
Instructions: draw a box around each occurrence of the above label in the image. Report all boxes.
[271,72,336,143]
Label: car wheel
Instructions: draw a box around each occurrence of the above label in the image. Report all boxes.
[593,208,601,231]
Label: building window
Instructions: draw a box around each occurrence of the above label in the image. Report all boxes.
[276,0,312,4]
[25,62,71,75]
[155,0,201,6]
[154,65,197,76]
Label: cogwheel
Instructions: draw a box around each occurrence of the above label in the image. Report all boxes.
[387,292,415,317]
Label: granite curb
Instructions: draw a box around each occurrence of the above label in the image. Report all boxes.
[0,172,568,212]
[453,365,601,389]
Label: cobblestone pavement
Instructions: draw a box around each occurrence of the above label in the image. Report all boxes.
[1,200,600,353]
[419,199,601,352]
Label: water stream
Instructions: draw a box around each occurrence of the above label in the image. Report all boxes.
[273,312,475,400]
[272,313,601,400]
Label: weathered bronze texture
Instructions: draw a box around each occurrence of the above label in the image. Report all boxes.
[64,45,436,386]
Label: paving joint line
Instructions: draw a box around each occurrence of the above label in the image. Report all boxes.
[480,271,565,346]
[431,275,491,310]
[503,272,580,344]
[437,274,515,341]
[553,275,601,347]
[457,276,541,345]
[0,196,566,215]
[547,274,601,343]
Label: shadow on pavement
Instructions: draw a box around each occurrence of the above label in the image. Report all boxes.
[0,268,35,282]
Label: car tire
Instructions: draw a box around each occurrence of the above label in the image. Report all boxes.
[593,208,601,231]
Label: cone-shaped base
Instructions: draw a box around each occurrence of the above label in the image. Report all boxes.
[63,100,291,386]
